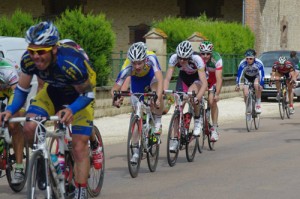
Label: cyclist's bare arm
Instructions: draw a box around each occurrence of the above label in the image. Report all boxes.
[215,69,223,99]
[197,69,208,100]
[163,67,175,91]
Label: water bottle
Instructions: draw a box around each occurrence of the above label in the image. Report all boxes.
[57,153,65,174]
[50,154,63,179]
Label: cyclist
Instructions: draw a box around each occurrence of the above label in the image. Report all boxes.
[164,40,208,151]
[0,57,26,184]
[235,49,265,113]
[271,55,297,114]
[199,41,223,141]
[0,21,98,199]
[111,42,164,164]
[289,51,300,78]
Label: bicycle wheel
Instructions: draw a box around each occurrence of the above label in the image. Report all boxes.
[167,111,180,167]
[245,94,253,132]
[146,121,160,172]
[197,104,205,153]
[127,116,142,178]
[185,108,197,162]
[284,92,291,119]
[88,125,105,197]
[6,138,29,192]
[253,99,260,130]
[27,151,53,199]
[279,91,285,120]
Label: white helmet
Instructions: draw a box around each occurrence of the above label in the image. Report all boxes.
[127,42,147,62]
[278,56,287,64]
[176,41,193,58]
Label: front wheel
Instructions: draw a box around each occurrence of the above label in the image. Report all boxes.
[167,112,180,167]
[146,130,160,172]
[27,151,53,199]
[127,116,142,178]
[88,125,105,197]
[279,91,285,120]
[246,94,253,132]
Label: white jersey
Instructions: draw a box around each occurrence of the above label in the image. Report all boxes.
[168,54,205,73]
[0,57,19,87]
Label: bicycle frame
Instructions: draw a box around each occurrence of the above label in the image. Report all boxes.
[8,115,69,199]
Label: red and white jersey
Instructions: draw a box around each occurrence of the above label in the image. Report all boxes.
[272,60,294,74]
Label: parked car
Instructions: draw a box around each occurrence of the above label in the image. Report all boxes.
[0,36,38,107]
[258,50,300,100]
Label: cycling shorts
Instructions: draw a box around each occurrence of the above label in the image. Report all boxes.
[176,71,201,92]
[274,71,290,79]
[27,84,94,136]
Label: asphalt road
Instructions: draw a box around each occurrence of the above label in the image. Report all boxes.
[1,98,300,199]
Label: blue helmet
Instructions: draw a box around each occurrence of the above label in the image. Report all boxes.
[244,49,256,57]
[25,21,59,46]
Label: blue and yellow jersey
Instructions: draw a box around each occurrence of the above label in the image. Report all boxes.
[21,45,96,94]
[116,51,161,86]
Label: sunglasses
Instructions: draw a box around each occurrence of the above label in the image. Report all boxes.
[246,57,254,60]
[178,57,189,61]
[27,46,53,56]
[200,53,211,56]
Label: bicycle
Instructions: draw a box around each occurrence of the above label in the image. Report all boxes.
[6,114,104,199]
[270,76,291,120]
[244,82,260,132]
[164,90,198,167]
[0,100,29,192]
[113,91,160,178]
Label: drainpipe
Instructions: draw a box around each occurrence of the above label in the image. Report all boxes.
[242,0,245,26]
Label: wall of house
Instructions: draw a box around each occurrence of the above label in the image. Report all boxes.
[0,0,43,17]
[246,0,300,55]
[86,0,180,52]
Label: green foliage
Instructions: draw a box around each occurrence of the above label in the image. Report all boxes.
[0,9,37,37]
[55,8,116,86]
[152,16,255,55]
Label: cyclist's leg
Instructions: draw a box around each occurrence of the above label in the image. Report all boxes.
[274,72,282,99]
[72,105,94,198]
[253,77,262,113]
[188,82,201,136]
[208,85,219,141]
[286,75,295,113]
[150,79,164,136]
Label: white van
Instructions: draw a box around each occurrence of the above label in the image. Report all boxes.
[0,36,38,107]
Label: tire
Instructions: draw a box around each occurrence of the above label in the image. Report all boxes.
[252,98,260,130]
[284,92,291,119]
[27,151,54,199]
[166,112,180,167]
[197,103,205,153]
[279,91,285,120]
[185,108,197,162]
[5,138,29,192]
[246,94,253,132]
[88,125,105,197]
[146,125,160,172]
[127,116,142,178]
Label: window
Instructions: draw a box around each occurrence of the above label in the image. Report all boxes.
[43,0,85,16]
[128,24,150,44]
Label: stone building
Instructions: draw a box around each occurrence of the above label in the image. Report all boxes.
[1,0,299,54]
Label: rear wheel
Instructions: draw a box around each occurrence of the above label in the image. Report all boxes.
[146,132,160,172]
[127,116,142,178]
[167,112,180,167]
[284,91,291,119]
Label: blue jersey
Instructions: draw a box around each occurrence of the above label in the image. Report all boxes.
[21,45,96,94]
[236,58,265,86]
